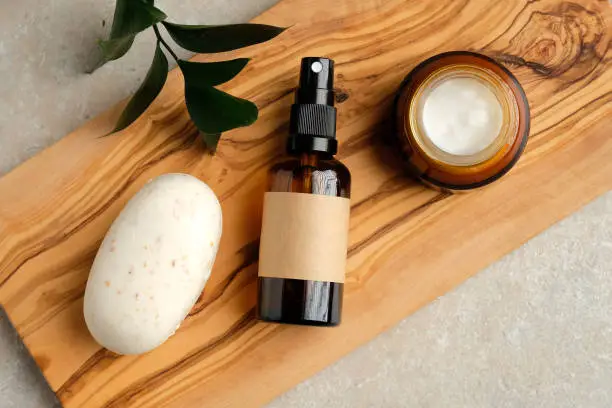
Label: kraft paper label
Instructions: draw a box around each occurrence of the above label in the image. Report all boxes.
[258,192,351,283]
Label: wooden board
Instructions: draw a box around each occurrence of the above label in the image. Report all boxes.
[1,0,611,406]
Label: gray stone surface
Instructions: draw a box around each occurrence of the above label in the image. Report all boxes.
[1,1,611,407]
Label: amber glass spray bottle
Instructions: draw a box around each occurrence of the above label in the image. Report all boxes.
[257,57,351,326]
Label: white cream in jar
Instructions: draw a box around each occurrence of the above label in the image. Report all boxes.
[419,76,503,156]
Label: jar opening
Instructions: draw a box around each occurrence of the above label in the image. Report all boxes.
[409,65,519,167]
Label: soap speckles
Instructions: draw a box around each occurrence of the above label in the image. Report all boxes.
[83,174,222,355]
[104,281,111,287]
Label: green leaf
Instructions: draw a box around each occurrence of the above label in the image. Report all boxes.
[179,58,258,148]
[162,22,286,53]
[112,42,168,133]
[183,82,257,146]
[185,85,258,136]
[109,0,166,37]
[98,36,135,62]
[200,133,222,152]
[100,0,167,62]
[177,58,250,87]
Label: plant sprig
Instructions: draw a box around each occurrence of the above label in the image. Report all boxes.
[99,0,286,150]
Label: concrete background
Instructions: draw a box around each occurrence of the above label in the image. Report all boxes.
[0,0,610,407]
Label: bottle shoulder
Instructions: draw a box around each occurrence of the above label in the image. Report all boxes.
[268,156,351,197]
[271,157,349,174]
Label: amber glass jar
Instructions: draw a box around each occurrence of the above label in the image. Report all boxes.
[395,51,530,191]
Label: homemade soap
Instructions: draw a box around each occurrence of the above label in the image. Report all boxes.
[420,77,503,156]
[84,173,222,355]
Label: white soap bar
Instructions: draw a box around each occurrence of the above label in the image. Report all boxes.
[84,173,222,355]
[420,77,503,156]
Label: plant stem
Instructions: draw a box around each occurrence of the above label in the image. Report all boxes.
[153,24,178,61]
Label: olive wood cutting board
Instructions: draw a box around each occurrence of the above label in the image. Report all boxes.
[0,0,611,406]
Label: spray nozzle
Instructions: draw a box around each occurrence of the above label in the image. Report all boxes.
[296,57,335,106]
[287,57,338,155]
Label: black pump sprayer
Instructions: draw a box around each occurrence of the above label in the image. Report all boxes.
[287,57,338,155]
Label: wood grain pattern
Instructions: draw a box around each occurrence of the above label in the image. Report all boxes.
[0,0,611,406]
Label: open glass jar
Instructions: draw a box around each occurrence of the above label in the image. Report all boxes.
[395,51,530,191]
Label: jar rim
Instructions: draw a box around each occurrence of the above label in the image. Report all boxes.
[409,64,520,167]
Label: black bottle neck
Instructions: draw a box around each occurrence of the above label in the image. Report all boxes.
[287,115,338,155]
